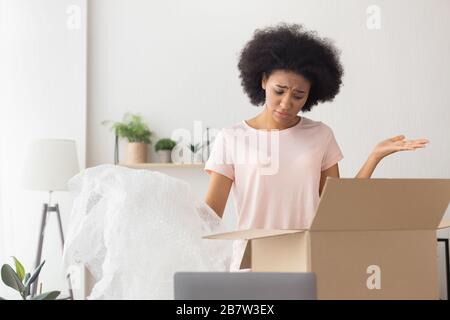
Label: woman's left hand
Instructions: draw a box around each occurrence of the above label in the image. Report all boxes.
[371,135,429,160]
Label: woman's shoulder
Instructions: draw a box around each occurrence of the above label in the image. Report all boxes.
[228,121,248,130]
[220,121,249,134]
[211,122,247,143]
[301,116,332,131]
[299,117,339,144]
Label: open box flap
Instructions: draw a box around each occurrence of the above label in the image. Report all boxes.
[203,228,305,240]
[311,178,450,231]
[438,219,450,229]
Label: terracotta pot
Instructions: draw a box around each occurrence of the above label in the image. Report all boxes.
[126,142,147,164]
[157,150,172,163]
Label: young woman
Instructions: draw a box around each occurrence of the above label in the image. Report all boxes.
[203,23,428,271]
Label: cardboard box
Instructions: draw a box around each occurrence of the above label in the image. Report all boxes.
[205,178,450,300]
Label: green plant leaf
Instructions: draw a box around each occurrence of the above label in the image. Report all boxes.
[12,257,25,282]
[155,138,177,151]
[25,260,45,288]
[105,113,152,143]
[24,273,30,284]
[1,264,25,293]
[30,291,60,300]
[188,143,202,153]
[23,273,31,296]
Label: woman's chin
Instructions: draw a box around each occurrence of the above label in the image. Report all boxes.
[272,111,292,123]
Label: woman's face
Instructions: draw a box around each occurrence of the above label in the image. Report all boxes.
[262,69,311,126]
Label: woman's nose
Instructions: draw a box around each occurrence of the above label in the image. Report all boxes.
[280,93,293,109]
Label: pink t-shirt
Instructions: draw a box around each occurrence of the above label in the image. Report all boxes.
[204,116,344,270]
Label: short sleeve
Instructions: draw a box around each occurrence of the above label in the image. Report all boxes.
[321,129,344,171]
[204,129,235,181]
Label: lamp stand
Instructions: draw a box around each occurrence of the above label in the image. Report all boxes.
[31,193,74,299]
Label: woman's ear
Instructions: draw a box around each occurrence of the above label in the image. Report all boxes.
[261,72,267,90]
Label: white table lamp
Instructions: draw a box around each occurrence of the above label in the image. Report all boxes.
[22,139,80,299]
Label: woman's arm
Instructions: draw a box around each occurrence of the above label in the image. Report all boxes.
[355,154,381,178]
[319,134,429,195]
[355,134,429,179]
[204,172,233,219]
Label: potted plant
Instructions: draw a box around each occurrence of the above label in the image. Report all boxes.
[102,113,153,164]
[188,143,203,163]
[155,138,177,163]
[0,257,61,300]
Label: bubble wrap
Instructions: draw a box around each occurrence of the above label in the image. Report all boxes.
[63,164,231,299]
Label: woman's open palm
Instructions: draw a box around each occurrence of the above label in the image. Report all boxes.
[373,135,429,159]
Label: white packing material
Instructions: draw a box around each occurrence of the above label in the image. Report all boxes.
[63,164,231,299]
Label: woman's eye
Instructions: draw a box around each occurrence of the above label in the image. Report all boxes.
[275,90,304,100]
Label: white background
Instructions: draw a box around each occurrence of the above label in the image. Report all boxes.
[0,0,86,299]
[1,0,449,299]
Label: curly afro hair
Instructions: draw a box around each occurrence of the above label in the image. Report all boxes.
[237,23,344,112]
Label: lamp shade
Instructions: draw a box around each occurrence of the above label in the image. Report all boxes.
[22,139,80,191]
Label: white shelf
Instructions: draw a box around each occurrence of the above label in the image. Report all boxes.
[119,162,205,169]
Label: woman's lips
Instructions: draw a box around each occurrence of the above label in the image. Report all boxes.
[275,110,290,119]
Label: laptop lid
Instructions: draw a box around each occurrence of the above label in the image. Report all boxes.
[174,272,317,300]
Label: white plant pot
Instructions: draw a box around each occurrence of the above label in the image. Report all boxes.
[157,150,172,163]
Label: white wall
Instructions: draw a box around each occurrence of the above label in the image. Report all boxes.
[0,0,86,299]
[87,0,450,179]
[86,0,450,177]
[1,0,449,299]
[86,0,450,298]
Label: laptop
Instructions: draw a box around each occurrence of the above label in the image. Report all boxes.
[174,272,317,300]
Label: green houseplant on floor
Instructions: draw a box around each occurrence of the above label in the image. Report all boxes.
[0,257,60,300]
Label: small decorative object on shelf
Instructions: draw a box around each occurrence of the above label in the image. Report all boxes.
[205,127,211,162]
[155,138,177,163]
[188,142,203,163]
[102,113,153,164]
